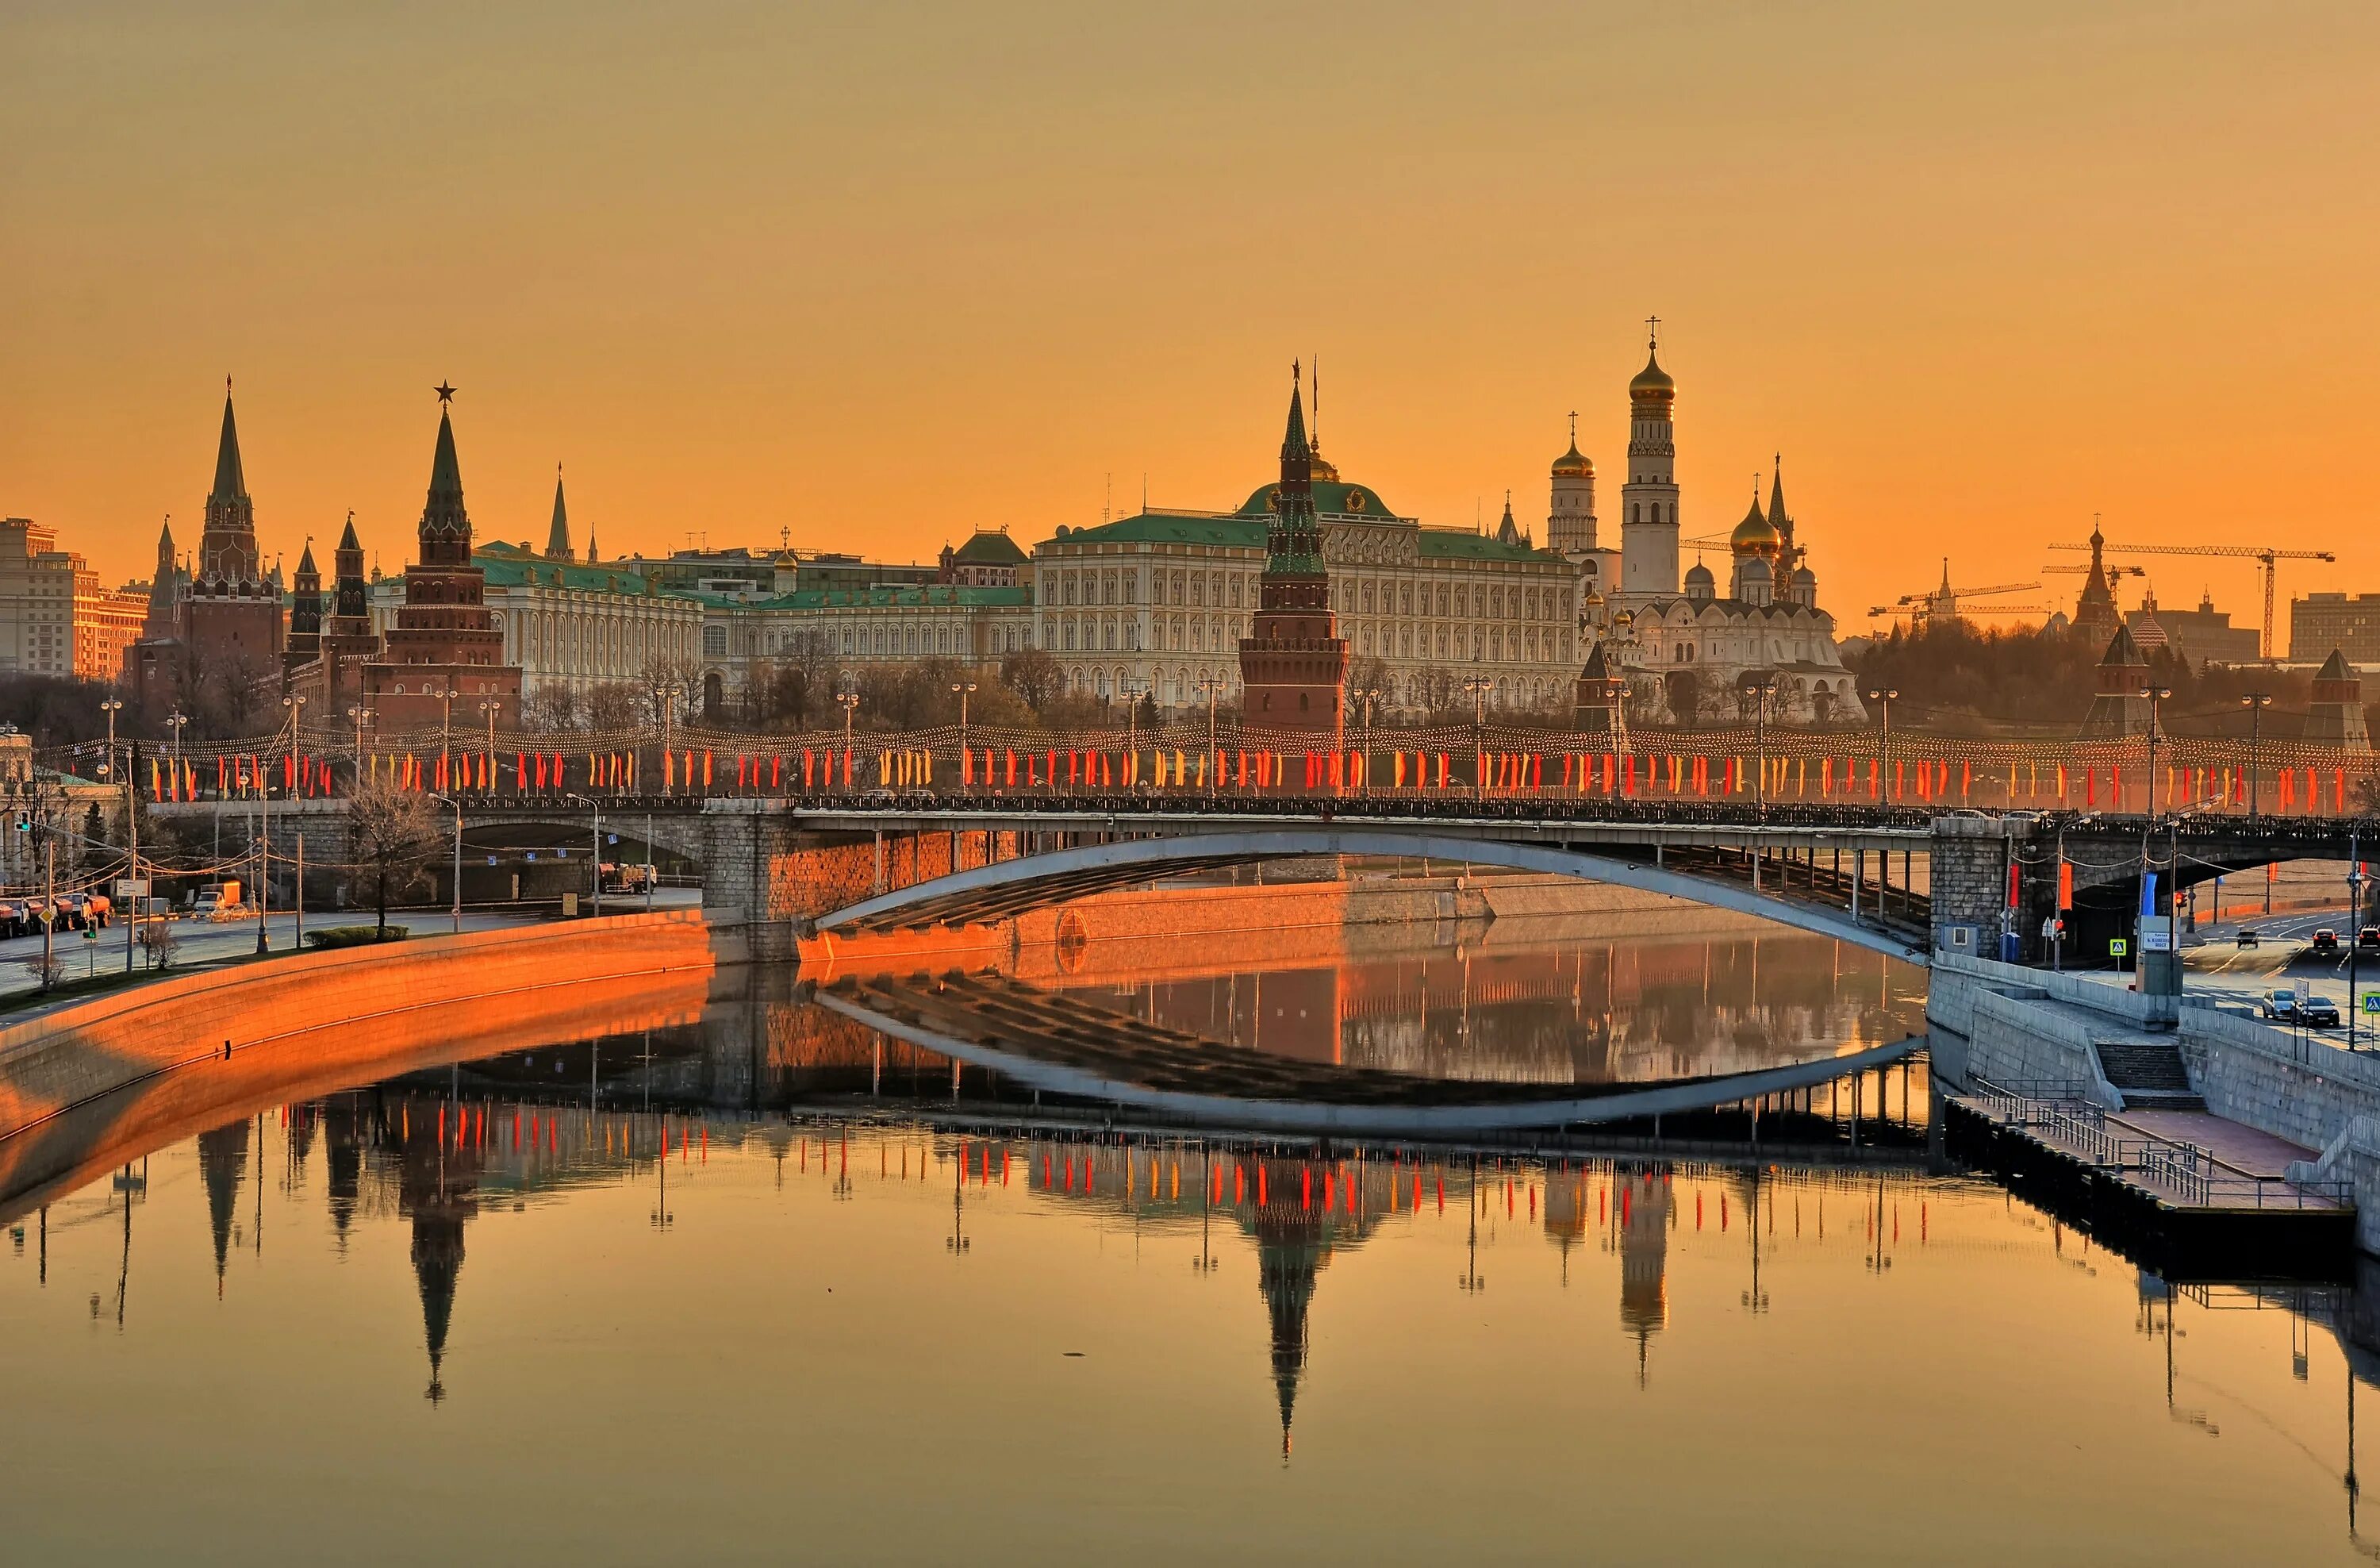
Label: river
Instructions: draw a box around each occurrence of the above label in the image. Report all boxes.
[0,894,2371,1563]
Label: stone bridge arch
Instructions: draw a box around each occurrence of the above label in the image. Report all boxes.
[810,826,1931,966]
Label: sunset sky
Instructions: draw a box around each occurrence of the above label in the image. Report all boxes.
[6,2,2377,634]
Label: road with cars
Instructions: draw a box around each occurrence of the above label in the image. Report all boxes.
[2180,899,2380,1035]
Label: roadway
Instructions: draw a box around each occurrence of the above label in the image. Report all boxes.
[0,888,703,1013]
[2179,901,2380,1029]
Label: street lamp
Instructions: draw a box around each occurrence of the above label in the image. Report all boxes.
[347,705,372,782]
[478,698,501,795]
[2241,691,2273,816]
[1349,687,1383,799]
[1866,687,1898,801]
[2138,685,2173,820]
[1462,673,1494,801]
[1741,673,1779,817]
[950,682,977,786]
[428,794,463,936]
[98,699,135,976]
[166,710,189,767]
[2348,844,2366,1051]
[1196,674,1226,795]
[566,793,603,917]
[836,683,860,786]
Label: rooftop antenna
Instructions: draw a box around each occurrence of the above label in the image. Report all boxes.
[1312,355,1320,452]
[1141,473,1147,514]
[1104,472,1111,525]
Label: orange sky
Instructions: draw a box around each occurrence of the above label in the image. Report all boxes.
[6,2,2378,638]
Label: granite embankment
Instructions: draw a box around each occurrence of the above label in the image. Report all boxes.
[0,911,719,1211]
[1929,950,2380,1252]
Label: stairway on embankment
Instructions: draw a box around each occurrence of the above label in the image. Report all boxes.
[2094,1040,2205,1112]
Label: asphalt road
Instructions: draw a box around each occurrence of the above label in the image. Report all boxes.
[2180,899,2380,1029]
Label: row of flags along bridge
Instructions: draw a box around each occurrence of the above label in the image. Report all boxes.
[144,744,2367,814]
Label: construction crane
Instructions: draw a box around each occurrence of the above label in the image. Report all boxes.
[2040,563,2145,579]
[1879,559,2040,622]
[2048,540,2335,659]
[1868,602,2051,621]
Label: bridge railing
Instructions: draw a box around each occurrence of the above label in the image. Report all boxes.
[96,729,2380,821]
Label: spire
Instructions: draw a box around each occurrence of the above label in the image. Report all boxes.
[1496,491,1521,546]
[417,390,473,566]
[1767,456,1789,539]
[1280,361,1309,467]
[294,540,318,581]
[211,382,246,501]
[337,511,361,553]
[544,463,571,559]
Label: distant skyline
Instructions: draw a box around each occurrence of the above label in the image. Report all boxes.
[6,2,2378,629]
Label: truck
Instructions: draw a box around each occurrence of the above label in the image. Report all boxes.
[193,881,244,919]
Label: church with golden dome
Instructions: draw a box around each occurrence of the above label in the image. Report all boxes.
[1563,329,1864,726]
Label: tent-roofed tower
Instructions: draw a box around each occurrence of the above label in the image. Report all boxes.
[360,386,523,731]
[2074,517,2120,639]
[2305,649,2372,750]
[1236,363,1347,735]
[2075,623,2155,739]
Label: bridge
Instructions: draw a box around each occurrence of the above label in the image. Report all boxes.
[152,790,2379,969]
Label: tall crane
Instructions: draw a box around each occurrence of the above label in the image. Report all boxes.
[2048,540,2335,659]
[1882,559,2040,622]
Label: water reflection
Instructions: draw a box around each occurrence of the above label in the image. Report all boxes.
[1051,928,1923,1084]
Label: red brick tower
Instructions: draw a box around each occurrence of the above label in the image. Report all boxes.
[362,386,522,732]
[1238,365,1347,735]
[184,384,286,667]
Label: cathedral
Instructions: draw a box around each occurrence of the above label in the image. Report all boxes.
[1557,329,1864,727]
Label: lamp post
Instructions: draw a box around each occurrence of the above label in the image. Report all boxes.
[436,682,456,791]
[347,705,371,784]
[567,793,602,917]
[2241,690,2273,816]
[1462,673,1493,801]
[2347,842,2365,1050]
[2139,684,2173,820]
[1741,674,1779,818]
[166,710,188,767]
[478,698,501,796]
[836,684,859,793]
[428,794,463,935]
[99,699,135,975]
[950,682,977,788]
[1350,687,1382,799]
[1196,674,1225,795]
[1866,687,1898,802]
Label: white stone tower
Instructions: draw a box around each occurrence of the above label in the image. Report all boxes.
[1618,320,1680,598]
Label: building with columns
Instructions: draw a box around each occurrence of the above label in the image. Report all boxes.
[1029,387,1578,716]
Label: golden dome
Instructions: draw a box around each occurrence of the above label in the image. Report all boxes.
[1551,440,1592,478]
[1629,350,1675,402]
[1729,497,1782,558]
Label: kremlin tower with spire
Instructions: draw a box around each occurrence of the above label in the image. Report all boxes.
[1236,364,1348,735]
[359,386,524,732]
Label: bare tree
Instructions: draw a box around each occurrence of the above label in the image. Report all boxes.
[999,647,1062,713]
[522,684,582,732]
[585,682,640,731]
[345,773,441,936]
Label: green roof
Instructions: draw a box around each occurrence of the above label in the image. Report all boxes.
[1415,530,1564,563]
[474,542,651,594]
[1236,478,1402,520]
[950,529,1027,565]
[697,583,1031,612]
[1050,512,1268,549]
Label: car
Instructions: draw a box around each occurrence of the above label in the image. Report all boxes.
[2313,928,2340,952]
[2302,996,2343,1028]
[2361,927,2380,952]
[2237,929,2261,948]
[2262,989,2300,1021]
